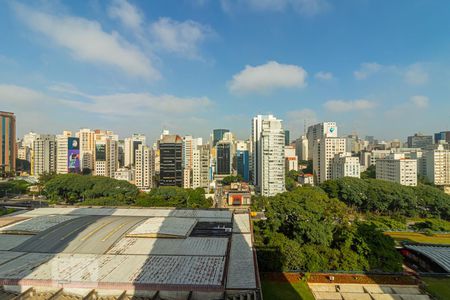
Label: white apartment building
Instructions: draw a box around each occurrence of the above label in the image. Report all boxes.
[306,122,338,160]
[376,153,417,186]
[192,145,210,190]
[135,144,154,190]
[114,168,135,183]
[252,115,285,197]
[32,134,56,176]
[55,131,73,174]
[425,144,450,186]
[94,137,118,178]
[124,134,146,167]
[76,128,96,171]
[331,152,361,179]
[285,145,298,171]
[313,137,346,184]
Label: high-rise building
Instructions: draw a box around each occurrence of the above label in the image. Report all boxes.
[212,129,230,147]
[306,122,338,160]
[252,115,285,196]
[159,135,183,187]
[93,137,118,178]
[135,144,154,190]
[32,134,56,176]
[56,131,81,174]
[285,145,298,172]
[284,130,290,146]
[313,137,346,184]
[295,136,308,161]
[434,131,450,144]
[192,145,210,189]
[216,141,232,175]
[124,134,146,167]
[376,153,417,186]
[76,128,96,172]
[407,133,433,149]
[0,111,16,175]
[236,140,250,182]
[331,153,360,179]
[182,136,203,170]
[425,144,450,186]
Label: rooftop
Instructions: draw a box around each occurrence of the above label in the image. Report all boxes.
[0,207,260,299]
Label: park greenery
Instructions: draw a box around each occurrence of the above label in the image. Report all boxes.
[253,186,403,272]
[0,180,31,197]
[320,177,450,219]
[42,174,212,208]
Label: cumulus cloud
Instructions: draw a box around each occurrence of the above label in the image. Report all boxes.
[404,64,429,85]
[315,71,333,80]
[150,18,213,59]
[323,99,376,112]
[220,0,330,16]
[409,95,429,108]
[13,2,159,79]
[228,61,307,95]
[108,0,143,31]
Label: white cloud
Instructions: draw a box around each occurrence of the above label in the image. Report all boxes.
[409,95,429,108]
[150,18,213,59]
[404,64,429,85]
[220,0,330,16]
[354,62,430,85]
[13,3,159,79]
[323,99,376,112]
[108,0,143,31]
[65,92,212,116]
[229,61,307,95]
[315,71,333,80]
[353,63,383,80]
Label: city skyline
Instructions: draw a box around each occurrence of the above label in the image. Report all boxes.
[1,1,450,142]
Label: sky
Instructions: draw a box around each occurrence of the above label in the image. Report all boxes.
[1,0,450,143]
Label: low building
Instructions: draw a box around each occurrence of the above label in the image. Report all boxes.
[331,152,360,179]
[225,182,251,206]
[298,173,314,186]
[0,207,261,299]
[114,168,135,183]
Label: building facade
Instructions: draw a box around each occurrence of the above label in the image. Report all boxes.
[313,137,346,184]
[407,133,433,149]
[306,122,338,160]
[192,145,210,189]
[0,111,16,175]
[252,115,285,196]
[425,145,450,186]
[32,134,56,176]
[212,129,230,147]
[159,135,183,187]
[124,134,146,168]
[135,144,154,190]
[331,152,361,179]
[284,145,298,172]
[216,141,232,175]
[376,153,417,186]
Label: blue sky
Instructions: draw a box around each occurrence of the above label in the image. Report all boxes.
[1,0,450,143]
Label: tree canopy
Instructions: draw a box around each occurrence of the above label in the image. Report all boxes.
[320,177,450,219]
[253,186,403,272]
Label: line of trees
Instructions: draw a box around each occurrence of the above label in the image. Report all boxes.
[42,174,212,208]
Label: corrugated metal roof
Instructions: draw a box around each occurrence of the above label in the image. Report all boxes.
[405,244,450,272]
[0,215,79,234]
[127,217,197,238]
[226,233,256,289]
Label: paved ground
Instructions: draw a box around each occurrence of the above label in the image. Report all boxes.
[13,216,146,254]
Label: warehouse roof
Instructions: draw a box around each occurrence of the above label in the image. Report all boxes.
[0,208,259,299]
